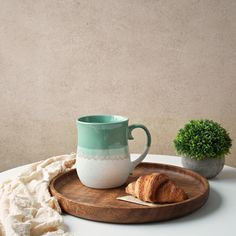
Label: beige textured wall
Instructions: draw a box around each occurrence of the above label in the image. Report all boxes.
[0,0,235,172]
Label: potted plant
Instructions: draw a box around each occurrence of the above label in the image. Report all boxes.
[174,119,232,179]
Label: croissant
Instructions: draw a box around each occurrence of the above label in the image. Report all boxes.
[125,173,188,203]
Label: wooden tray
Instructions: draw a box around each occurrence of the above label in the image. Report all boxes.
[49,162,209,223]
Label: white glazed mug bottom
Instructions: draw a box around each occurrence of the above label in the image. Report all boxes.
[76,155,131,189]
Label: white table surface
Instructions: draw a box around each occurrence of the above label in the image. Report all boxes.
[1,154,236,236]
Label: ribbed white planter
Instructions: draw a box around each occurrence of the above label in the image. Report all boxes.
[181,157,225,179]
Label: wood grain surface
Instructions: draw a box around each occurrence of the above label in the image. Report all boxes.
[49,162,209,223]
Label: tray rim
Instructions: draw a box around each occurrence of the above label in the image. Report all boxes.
[49,162,209,210]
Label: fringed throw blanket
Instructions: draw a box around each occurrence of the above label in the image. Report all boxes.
[0,154,76,236]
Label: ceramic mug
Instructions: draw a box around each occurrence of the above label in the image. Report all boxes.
[76,115,151,189]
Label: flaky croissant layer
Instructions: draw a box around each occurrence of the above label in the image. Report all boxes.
[125,173,188,203]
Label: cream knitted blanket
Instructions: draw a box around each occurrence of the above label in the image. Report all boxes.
[0,154,76,236]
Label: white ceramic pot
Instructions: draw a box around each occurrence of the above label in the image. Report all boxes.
[181,157,225,179]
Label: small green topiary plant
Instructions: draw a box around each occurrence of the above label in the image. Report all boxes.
[174,119,232,160]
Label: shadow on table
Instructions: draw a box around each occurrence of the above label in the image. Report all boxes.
[212,168,236,183]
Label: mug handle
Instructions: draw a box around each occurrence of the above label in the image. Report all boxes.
[128,124,151,172]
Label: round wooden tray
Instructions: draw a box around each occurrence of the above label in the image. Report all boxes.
[49,162,209,223]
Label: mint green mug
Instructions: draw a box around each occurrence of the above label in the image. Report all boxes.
[76,115,151,189]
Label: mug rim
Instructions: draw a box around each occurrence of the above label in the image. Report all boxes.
[77,114,129,125]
